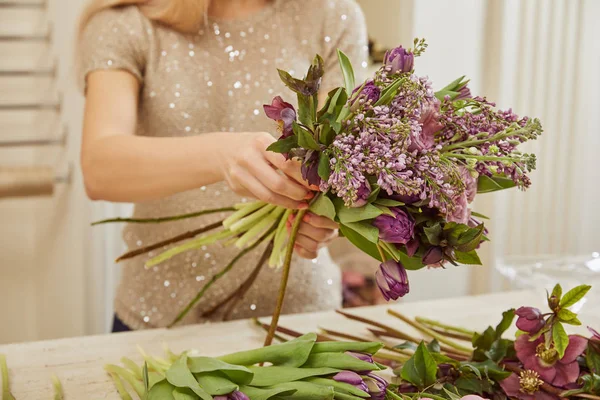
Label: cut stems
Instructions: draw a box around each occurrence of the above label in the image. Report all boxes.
[92,207,235,225]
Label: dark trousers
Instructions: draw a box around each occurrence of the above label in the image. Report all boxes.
[112,314,132,333]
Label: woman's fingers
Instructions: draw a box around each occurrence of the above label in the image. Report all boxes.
[246,158,311,201]
[302,212,339,230]
[263,150,319,190]
[230,166,308,209]
[293,244,318,260]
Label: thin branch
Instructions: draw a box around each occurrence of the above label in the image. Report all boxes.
[116,221,223,262]
[92,207,235,225]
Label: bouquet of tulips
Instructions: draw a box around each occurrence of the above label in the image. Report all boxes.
[273,284,600,400]
[94,38,542,344]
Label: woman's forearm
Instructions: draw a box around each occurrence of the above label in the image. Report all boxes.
[81,132,228,202]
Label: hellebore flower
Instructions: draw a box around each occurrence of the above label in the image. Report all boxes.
[408,100,444,152]
[363,373,388,400]
[263,96,296,138]
[515,307,545,334]
[351,80,381,109]
[422,246,444,266]
[333,371,369,393]
[301,151,321,187]
[372,208,415,245]
[384,46,414,74]
[515,334,588,387]
[499,370,559,400]
[214,391,250,400]
[375,260,409,301]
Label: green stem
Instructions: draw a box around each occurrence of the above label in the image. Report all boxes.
[415,317,476,337]
[235,207,284,248]
[0,354,15,400]
[230,204,276,233]
[252,318,288,343]
[387,310,472,354]
[263,208,308,347]
[223,201,265,228]
[402,393,447,400]
[52,375,64,400]
[168,227,276,328]
[107,371,134,400]
[120,357,143,380]
[104,365,144,398]
[269,209,293,267]
[443,153,520,163]
[92,207,235,225]
[376,242,387,262]
[116,221,223,263]
[385,389,405,400]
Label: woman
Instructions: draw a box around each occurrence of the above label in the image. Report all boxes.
[78,0,368,331]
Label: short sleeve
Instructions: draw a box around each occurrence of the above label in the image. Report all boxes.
[320,0,369,92]
[77,6,149,91]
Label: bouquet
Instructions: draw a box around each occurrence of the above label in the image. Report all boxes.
[272,284,600,400]
[94,39,542,345]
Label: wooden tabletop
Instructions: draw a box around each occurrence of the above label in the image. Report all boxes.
[1,290,598,399]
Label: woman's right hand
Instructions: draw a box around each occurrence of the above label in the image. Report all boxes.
[219,132,313,209]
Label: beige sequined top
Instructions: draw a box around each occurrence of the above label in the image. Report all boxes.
[79,0,368,330]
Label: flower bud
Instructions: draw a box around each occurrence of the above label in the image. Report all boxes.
[375,260,409,301]
[515,306,545,334]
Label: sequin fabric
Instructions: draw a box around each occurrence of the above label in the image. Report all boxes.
[78,0,369,330]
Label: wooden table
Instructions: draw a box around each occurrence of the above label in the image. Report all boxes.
[1,290,598,399]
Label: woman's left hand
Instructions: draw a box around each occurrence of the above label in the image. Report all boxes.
[287,212,339,259]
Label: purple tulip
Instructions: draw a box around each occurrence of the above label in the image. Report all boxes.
[345,351,374,364]
[375,260,409,301]
[333,371,369,392]
[408,100,444,152]
[351,80,381,109]
[515,307,545,334]
[422,246,443,266]
[372,208,415,245]
[384,46,414,74]
[263,96,296,138]
[455,84,472,101]
[405,238,420,257]
[214,391,249,400]
[351,181,371,208]
[363,373,388,400]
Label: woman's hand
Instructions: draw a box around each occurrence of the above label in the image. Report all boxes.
[288,212,339,259]
[219,132,315,209]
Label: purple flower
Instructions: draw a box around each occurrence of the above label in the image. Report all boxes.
[499,370,558,400]
[375,260,409,301]
[351,181,371,208]
[333,371,369,393]
[351,80,381,109]
[447,192,470,225]
[405,237,420,257]
[372,208,415,244]
[408,100,444,152]
[515,307,545,334]
[384,46,414,74]
[422,246,443,266]
[459,166,477,203]
[301,151,321,187]
[214,391,249,400]
[455,84,472,101]
[515,334,588,387]
[345,351,374,363]
[363,373,388,400]
[263,96,296,138]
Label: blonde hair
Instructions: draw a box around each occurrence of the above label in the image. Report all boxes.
[78,0,208,34]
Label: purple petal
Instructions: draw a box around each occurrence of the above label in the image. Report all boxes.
[333,371,364,385]
[560,335,587,364]
[552,360,580,387]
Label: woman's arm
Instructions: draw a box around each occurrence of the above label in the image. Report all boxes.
[81,70,311,208]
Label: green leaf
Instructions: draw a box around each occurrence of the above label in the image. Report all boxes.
[559,285,591,308]
[147,380,176,400]
[343,221,380,243]
[336,201,383,224]
[302,352,379,372]
[400,342,437,390]
[455,377,484,395]
[551,283,563,302]
[558,308,578,322]
[375,77,405,106]
[219,332,317,367]
[470,211,489,220]
[172,388,198,400]
[454,250,482,265]
[394,342,418,351]
[294,122,320,150]
[143,362,150,396]
[337,50,356,95]
[374,205,395,217]
[267,135,298,154]
[373,199,404,207]
[266,381,335,400]
[188,356,253,384]
[459,363,482,380]
[195,372,238,395]
[247,366,339,387]
[318,122,335,146]
[443,386,464,400]
[495,309,516,339]
[439,76,467,93]
[166,355,212,400]
[1,354,16,400]
[427,339,441,353]
[318,152,331,181]
[339,224,381,261]
[466,360,511,381]
[303,377,369,398]
[472,327,496,361]
[445,222,471,246]
[309,194,336,220]
[366,186,381,204]
[485,339,511,362]
[311,341,383,355]
[397,250,426,271]
[552,322,569,358]
[239,385,298,400]
[456,224,485,253]
[587,343,600,374]
[297,93,313,127]
[477,175,517,193]
[423,223,443,245]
